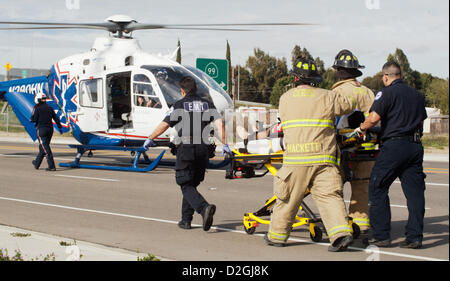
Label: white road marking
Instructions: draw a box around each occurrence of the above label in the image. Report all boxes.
[0,196,446,262]
[0,154,28,158]
[344,200,431,210]
[394,181,448,187]
[54,175,119,182]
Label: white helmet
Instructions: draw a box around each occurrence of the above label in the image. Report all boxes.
[34,92,47,104]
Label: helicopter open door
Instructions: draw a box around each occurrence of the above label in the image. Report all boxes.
[76,77,109,132]
[131,70,167,131]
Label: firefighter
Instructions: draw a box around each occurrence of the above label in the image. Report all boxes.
[265,57,357,252]
[331,49,375,240]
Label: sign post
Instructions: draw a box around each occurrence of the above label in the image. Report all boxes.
[196,58,229,91]
[5,62,12,81]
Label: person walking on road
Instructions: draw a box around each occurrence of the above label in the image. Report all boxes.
[30,92,63,171]
[265,57,357,252]
[143,76,231,232]
[351,61,427,249]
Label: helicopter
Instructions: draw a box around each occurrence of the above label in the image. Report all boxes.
[0,15,311,172]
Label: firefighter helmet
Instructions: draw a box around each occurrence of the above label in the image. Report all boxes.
[332,49,365,70]
[292,57,323,85]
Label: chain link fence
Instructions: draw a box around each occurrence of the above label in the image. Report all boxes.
[0,102,25,133]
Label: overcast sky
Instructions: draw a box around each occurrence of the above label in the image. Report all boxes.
[0,0,448,79]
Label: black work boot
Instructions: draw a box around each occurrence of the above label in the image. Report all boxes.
[368,237,391,248]
[201,204,216,231]
[328,235,353,252]
[399,239,422,249]
[178,221,192,230]
[46,167,56,171]
[32,160,39,170]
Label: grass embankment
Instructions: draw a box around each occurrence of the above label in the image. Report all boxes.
[421,135,449,150]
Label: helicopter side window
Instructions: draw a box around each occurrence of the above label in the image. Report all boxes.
[79,78,103,108]
[134,74,151,83]
[132,78,162,109]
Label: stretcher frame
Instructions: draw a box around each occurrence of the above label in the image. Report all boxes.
[229,148,367,242]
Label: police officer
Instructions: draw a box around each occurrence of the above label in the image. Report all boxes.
[352,61,427,249]
[265,57,357,252]
[31,92,63,171]
[331,50,375,237]
[143,76,231,231]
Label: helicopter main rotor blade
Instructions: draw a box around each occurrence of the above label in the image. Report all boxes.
[165,22,315,27]
[0,19,316,35]
[129,24,254,32]
[0,21,118,32]
[0,26,110,31]
[127,22,314,32]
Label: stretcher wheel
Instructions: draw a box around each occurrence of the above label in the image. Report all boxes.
[87,150,93,157]
[310,225,322,242]
[242,167,255,178]
[352,222,360,239]
[244,226,256,235]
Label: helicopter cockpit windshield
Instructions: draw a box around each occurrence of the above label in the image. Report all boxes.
[142,65,213,107]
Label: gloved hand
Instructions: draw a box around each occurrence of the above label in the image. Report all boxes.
[58,127,63,135]
[348,127,365,141]
[143,139,156,151]
[222,144,233,156]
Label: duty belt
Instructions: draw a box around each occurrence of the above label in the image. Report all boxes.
[382,135,421,144]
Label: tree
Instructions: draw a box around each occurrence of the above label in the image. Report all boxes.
[387,48,422,89]
[319,68,339,90]
[387,48,412,76]
[426,78,449,115]
[226,40,232,96]
[270,76,294,106]
[362,72,385,93]
[246,48,288,103]
[233,64,258,102]
[291,45,314,67]
[176,39,181,64]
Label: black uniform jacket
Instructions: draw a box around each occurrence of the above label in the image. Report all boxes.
[31,103,62,129]
[370,79,427,140]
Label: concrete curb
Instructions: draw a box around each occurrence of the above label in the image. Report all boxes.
[0,224,170,261]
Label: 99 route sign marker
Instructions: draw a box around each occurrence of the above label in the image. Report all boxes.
[196,58,229,91]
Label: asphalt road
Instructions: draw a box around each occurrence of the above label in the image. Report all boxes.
[0,141,448,261]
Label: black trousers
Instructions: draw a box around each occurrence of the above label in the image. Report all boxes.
[34,127,56,169]
[369,138,426,242]
[175,144,210,223]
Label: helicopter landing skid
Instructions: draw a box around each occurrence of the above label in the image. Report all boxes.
[59,145,165,172]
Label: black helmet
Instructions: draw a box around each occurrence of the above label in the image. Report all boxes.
[292,57,323,85]
[332,49,365,70]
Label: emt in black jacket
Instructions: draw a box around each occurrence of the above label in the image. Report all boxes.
[30,92,63,171]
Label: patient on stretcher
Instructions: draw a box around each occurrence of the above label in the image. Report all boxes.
[234,122,284,155]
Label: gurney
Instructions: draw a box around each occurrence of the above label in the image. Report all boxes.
[226,129,380,242]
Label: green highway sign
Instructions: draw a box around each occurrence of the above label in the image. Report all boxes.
[196,58,229,91]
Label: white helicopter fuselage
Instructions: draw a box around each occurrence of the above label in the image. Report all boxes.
[53,36,232,144]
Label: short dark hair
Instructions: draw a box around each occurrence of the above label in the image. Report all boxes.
[179,76,197,94]
[382,61,402,77]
